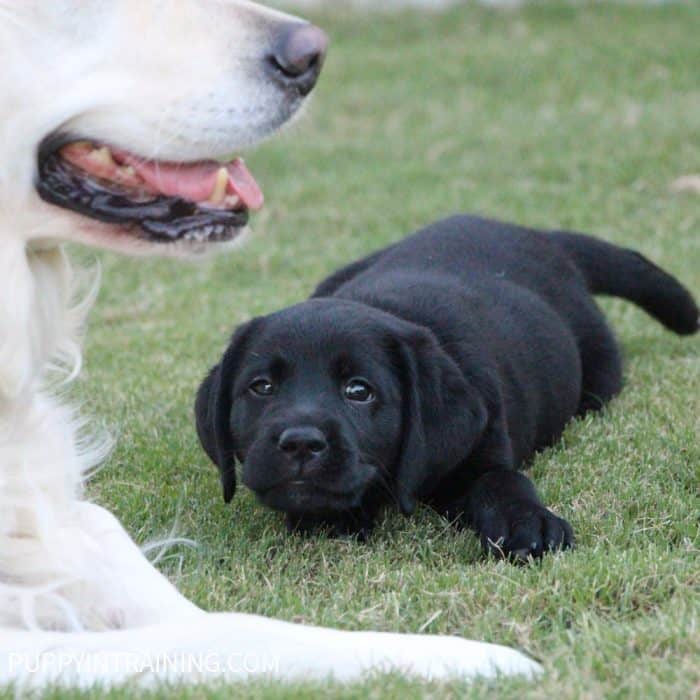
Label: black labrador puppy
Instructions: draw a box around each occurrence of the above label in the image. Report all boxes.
[196,215,698,560]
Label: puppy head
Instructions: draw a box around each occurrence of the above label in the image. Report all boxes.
[196,298,487,518]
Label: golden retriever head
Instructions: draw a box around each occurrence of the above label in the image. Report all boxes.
[0,0,327,256]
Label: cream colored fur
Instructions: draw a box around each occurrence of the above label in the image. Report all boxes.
[0,0,540,689]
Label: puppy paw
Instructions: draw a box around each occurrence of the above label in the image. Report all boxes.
[477,500,574,562]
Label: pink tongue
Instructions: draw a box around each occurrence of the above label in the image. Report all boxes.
[227,159,265,211]
[119,154,264,211]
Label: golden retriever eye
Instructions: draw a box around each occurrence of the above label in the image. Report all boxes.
[343,379,375,403]
[249,379,276,397]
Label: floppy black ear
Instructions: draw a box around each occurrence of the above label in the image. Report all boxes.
[194,319,260,503]
[391,322,489,515]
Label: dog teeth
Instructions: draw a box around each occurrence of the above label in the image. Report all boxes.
[223,194,240,208]
[183,224,232,243]
[115,164,140,185]
[88,146,115,168]
[208,167,229,205]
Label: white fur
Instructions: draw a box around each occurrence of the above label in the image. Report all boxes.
[0,0,540,689]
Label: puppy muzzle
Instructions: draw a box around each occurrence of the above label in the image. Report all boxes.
[241,417,375,515]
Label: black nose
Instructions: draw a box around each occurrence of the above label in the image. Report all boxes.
[267,23,329,96]
[278,426,328,460]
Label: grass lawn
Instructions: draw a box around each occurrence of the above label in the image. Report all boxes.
[24,2,700,698]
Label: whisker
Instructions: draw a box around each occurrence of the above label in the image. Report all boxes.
[360,456,401,509]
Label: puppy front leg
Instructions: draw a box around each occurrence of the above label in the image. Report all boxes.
[463,471,574,561]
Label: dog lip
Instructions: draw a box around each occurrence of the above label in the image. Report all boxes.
[254,478,315,494]
[254,477,351,499]
[35,133,253,244]
[37,132,77,164]
[255,477,362,514]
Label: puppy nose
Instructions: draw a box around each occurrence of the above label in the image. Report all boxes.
[278,426,328,459]
[267,24,329,96]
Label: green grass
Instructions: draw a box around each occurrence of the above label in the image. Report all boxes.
[17,2,700,698]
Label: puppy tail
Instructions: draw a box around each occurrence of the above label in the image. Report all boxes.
[548,231,699,336]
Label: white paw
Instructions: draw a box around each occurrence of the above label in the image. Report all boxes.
[354,632,542,681]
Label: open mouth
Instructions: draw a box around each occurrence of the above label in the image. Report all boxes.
[36,136,265,244]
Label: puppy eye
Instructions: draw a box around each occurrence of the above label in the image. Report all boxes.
[343,379,375,403]
[249,378,276,397]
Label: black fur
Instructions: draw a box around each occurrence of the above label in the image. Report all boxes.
[195,215,698,560]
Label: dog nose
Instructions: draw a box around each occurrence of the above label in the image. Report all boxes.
[267,24,329,96]
[278,426,328,460]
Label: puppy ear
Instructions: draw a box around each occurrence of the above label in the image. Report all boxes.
[194,319,260,503]
[391,322,489,515]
